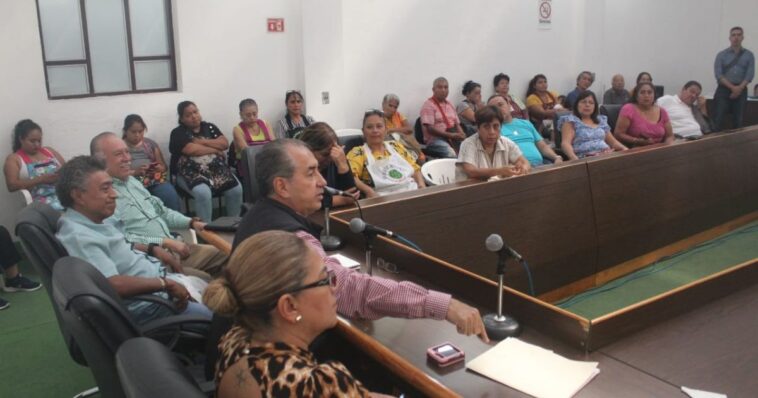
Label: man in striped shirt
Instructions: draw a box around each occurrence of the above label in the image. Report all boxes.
[234,139,488,341]
[91,132,227,279]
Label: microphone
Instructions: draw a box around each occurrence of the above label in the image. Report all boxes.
[349,218,395,238]
[324,186,353,197]
[485,234,523,261]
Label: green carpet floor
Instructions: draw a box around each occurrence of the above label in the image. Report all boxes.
[0,257,95,398]
[557,221,758,319]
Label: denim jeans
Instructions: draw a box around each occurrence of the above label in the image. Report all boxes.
[425,138,457,159]
[147,182,181,212]
[176,176,243,222]
[712,84,747,131]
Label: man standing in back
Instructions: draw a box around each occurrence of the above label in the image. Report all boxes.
[712,26,754,130]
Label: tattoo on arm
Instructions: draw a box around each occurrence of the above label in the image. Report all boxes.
[236,369,246,388]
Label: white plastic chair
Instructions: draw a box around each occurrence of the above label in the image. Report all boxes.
[20,189,33,205]
[420,158,467,186]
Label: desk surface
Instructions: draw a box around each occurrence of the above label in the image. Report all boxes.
[200,230,756,397]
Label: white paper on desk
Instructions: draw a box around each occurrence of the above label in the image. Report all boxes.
[329,254,360,269]
[467,338,599,398]
[681,386,727,398]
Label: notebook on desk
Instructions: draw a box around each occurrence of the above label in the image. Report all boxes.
[204,216,241,232]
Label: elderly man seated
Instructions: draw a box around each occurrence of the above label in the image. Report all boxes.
[420,77,467,158]
[56,156,211,324]
[656,81,712,139]
[91,132,227,278]
[457,105,531,180]
[234,139,489,341]
[488,95,562,167]
[603,74,630,105]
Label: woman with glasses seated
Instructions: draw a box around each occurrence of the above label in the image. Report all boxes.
[4,119,65,210]
[347,110,425,198]
[206,231,385,398]
[276,91,316,139]
[298,122,359,208]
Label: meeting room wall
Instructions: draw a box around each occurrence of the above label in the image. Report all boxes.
[0,0,305,231]
[588,0,758,98]
[305,0,757,130]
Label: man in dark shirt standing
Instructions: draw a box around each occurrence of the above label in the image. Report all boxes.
[713,26,755,131]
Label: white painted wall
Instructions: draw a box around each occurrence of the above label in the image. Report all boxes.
[0,0,305,230]
[1,0,756,231]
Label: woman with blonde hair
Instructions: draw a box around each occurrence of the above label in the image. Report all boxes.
[205,231,388,398]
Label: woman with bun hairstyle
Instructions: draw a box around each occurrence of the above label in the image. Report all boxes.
[204,231,391,397]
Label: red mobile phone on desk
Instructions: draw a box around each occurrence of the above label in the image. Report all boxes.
[427,342,465,367]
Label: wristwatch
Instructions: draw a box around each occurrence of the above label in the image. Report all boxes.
[147,243,158,256]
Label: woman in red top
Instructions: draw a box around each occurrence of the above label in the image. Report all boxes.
[4,119,65,210]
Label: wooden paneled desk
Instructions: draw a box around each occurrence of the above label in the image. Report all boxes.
[199,128,758,397]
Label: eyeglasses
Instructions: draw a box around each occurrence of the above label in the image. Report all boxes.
[288,269,337,294]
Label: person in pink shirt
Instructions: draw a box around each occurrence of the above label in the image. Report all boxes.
[613,82,674,147]
[419,77,466,158]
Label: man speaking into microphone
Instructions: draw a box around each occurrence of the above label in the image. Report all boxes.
[234,139,488,341]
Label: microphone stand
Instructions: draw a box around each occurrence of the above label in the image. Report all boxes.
[320,206,342,251]
[362,231,377,276]
[482,252,522,340]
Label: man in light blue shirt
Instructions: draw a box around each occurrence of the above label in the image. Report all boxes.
[487,95,563,166]
[55,156,211,324]
[713,26,755,130]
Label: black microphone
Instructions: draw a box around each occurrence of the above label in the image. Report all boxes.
[324,186,353,197]
[485,234,523,261]
[349,218,395,238]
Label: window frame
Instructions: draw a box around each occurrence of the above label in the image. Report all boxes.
[35,0,177,99]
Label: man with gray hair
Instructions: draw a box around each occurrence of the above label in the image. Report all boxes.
[233,139,489,341]
[90,132,227,278]
[55,156,211,323]
[602,74,629,105]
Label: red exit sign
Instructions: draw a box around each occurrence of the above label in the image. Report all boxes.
[267,18,284,32]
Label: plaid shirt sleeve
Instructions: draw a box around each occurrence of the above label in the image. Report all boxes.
[295,231,451,320]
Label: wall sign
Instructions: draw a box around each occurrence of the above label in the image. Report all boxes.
[267,18,284,32]
[538,0,552,28]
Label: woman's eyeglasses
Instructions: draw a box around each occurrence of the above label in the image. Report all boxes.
[288,269,337,294]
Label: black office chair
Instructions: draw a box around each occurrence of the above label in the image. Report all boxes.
[338,133,365,153]
[204,314,234,380]
[52,256,213,398]
[600,104,622,132]
[14,203,96,377]
[171,172,225,217]
[240,145,266,204]
[116,337,207,398]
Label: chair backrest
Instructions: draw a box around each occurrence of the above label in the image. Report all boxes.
[20,189,33,205]
[338,133,365,153]
[117,337,205,398]
[600,104,622,132]
[240,145,266,204]
[414,117,425,144]
[13,203,85,364]
[204,313,234,380]
[335,128,363,137]
[53,256,143,398]
[420,158,467,186]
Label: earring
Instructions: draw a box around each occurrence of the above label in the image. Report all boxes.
[295,315,302,322]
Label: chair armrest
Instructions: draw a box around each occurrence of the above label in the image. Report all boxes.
[141,314,211,342]
[124,294,179,314]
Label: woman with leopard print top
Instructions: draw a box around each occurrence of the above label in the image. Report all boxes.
[204,231,392,397]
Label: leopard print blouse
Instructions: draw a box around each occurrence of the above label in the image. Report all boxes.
[216,326,371,397]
